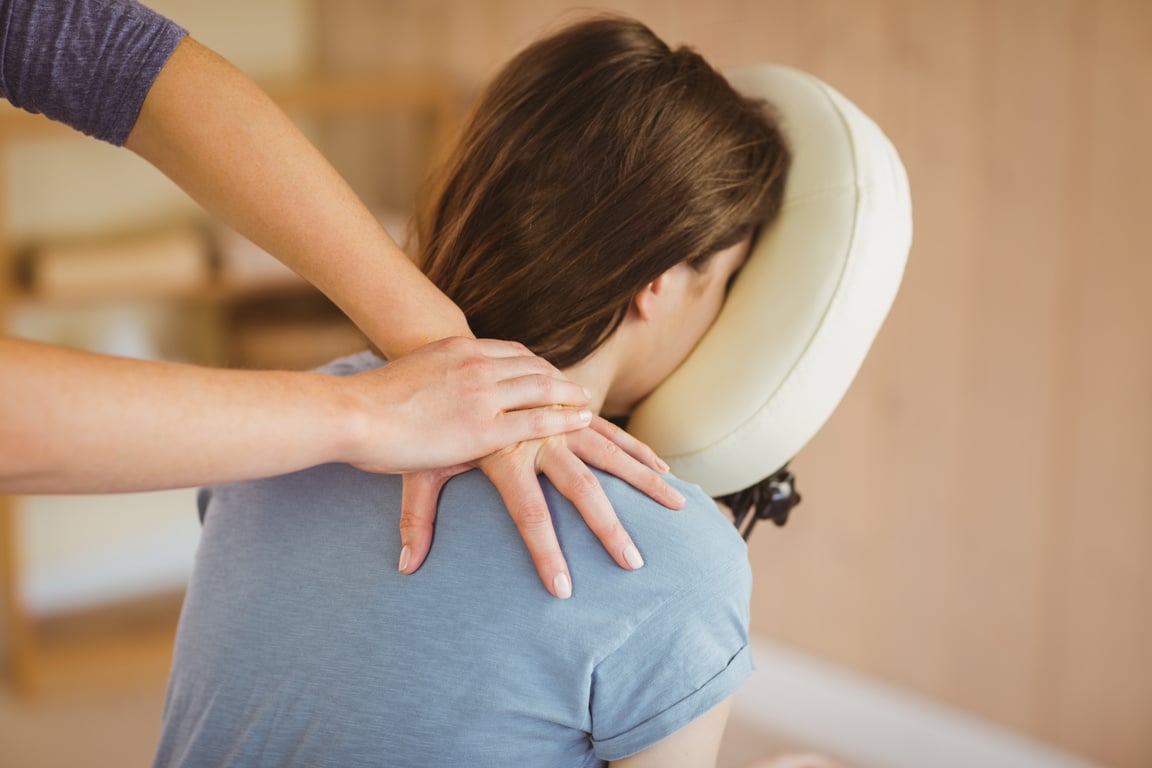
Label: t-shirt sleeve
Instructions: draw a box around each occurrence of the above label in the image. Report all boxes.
[0,0,187,144]
[589,554,754,761]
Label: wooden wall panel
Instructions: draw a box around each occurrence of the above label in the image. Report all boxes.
[1039,1,1152,763]
[314,1,1152,765]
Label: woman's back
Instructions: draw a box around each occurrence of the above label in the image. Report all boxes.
[154,352,752,768]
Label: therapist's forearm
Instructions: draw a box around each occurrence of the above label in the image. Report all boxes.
[124,36,470,358]
[0,335,595,494]
[0,337,364,493]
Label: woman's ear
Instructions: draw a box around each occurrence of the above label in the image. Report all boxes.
[631,272,671,322]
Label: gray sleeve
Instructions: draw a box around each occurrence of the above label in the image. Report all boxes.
[589,555,755,761]
[0,0,186,144]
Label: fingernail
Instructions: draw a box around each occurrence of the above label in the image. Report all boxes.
[553,572,572,599]
[578,409,592,423]
[582,386,593,400]
[655,457,670,473]
[398,545,411,573]
[669,487,686,506]
[623,544,645,570]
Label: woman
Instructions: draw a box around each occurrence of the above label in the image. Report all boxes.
[154,16,790,768]
[0,0,683,597]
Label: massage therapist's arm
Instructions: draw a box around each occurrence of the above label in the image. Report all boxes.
[0,336,594,493]
[1,30,595,488]
[610,697,734,768]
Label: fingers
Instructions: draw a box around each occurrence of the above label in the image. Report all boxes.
[353,337,596,472]
[455,341,596,412]
[537,441,647,575]
[485,369,594,446]
[492,405,593,448]
[466,355,596,446]
[399,466,467,574]
[449,340,597,436]
[431,337,578,396]
[498,372,591,409]
[479,448,573,599]
[588,416,671,474]
[568,425,686,510]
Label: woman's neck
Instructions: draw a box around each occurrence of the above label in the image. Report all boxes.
[562,330,642,418]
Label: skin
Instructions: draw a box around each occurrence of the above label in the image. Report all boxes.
[0,335,592,492]
[2,35,682,596]
[611,697,734,768]
[613,701,847,768]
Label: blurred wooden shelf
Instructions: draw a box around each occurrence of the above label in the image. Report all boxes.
[8,590,185,698]
[10,273,319,309]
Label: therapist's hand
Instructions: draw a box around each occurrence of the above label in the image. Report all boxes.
[398,416,686,599]
[343,337,593,474]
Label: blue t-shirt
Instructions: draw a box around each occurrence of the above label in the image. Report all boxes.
[0,0,186,144]
[154,352,754,768]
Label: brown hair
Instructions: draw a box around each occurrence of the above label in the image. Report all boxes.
[417,16,790,368]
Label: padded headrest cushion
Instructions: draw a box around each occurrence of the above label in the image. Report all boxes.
[627,65,913,497]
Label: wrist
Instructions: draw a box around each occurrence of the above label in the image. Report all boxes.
[369,304,473,360]
[310,371,376,468]
[345,243,473,358]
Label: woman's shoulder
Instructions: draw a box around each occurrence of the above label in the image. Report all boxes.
[604,470,747,567]
[537,469,751,605]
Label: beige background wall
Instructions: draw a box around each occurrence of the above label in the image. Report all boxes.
[313,1,1151,766]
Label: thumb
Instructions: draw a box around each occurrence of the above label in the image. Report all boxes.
[398,465,469,573]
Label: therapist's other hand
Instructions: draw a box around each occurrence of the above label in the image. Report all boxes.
[343,337,592,474]
[399,416,687,599]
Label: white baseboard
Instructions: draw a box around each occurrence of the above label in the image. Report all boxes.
[733,639,1100,768]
